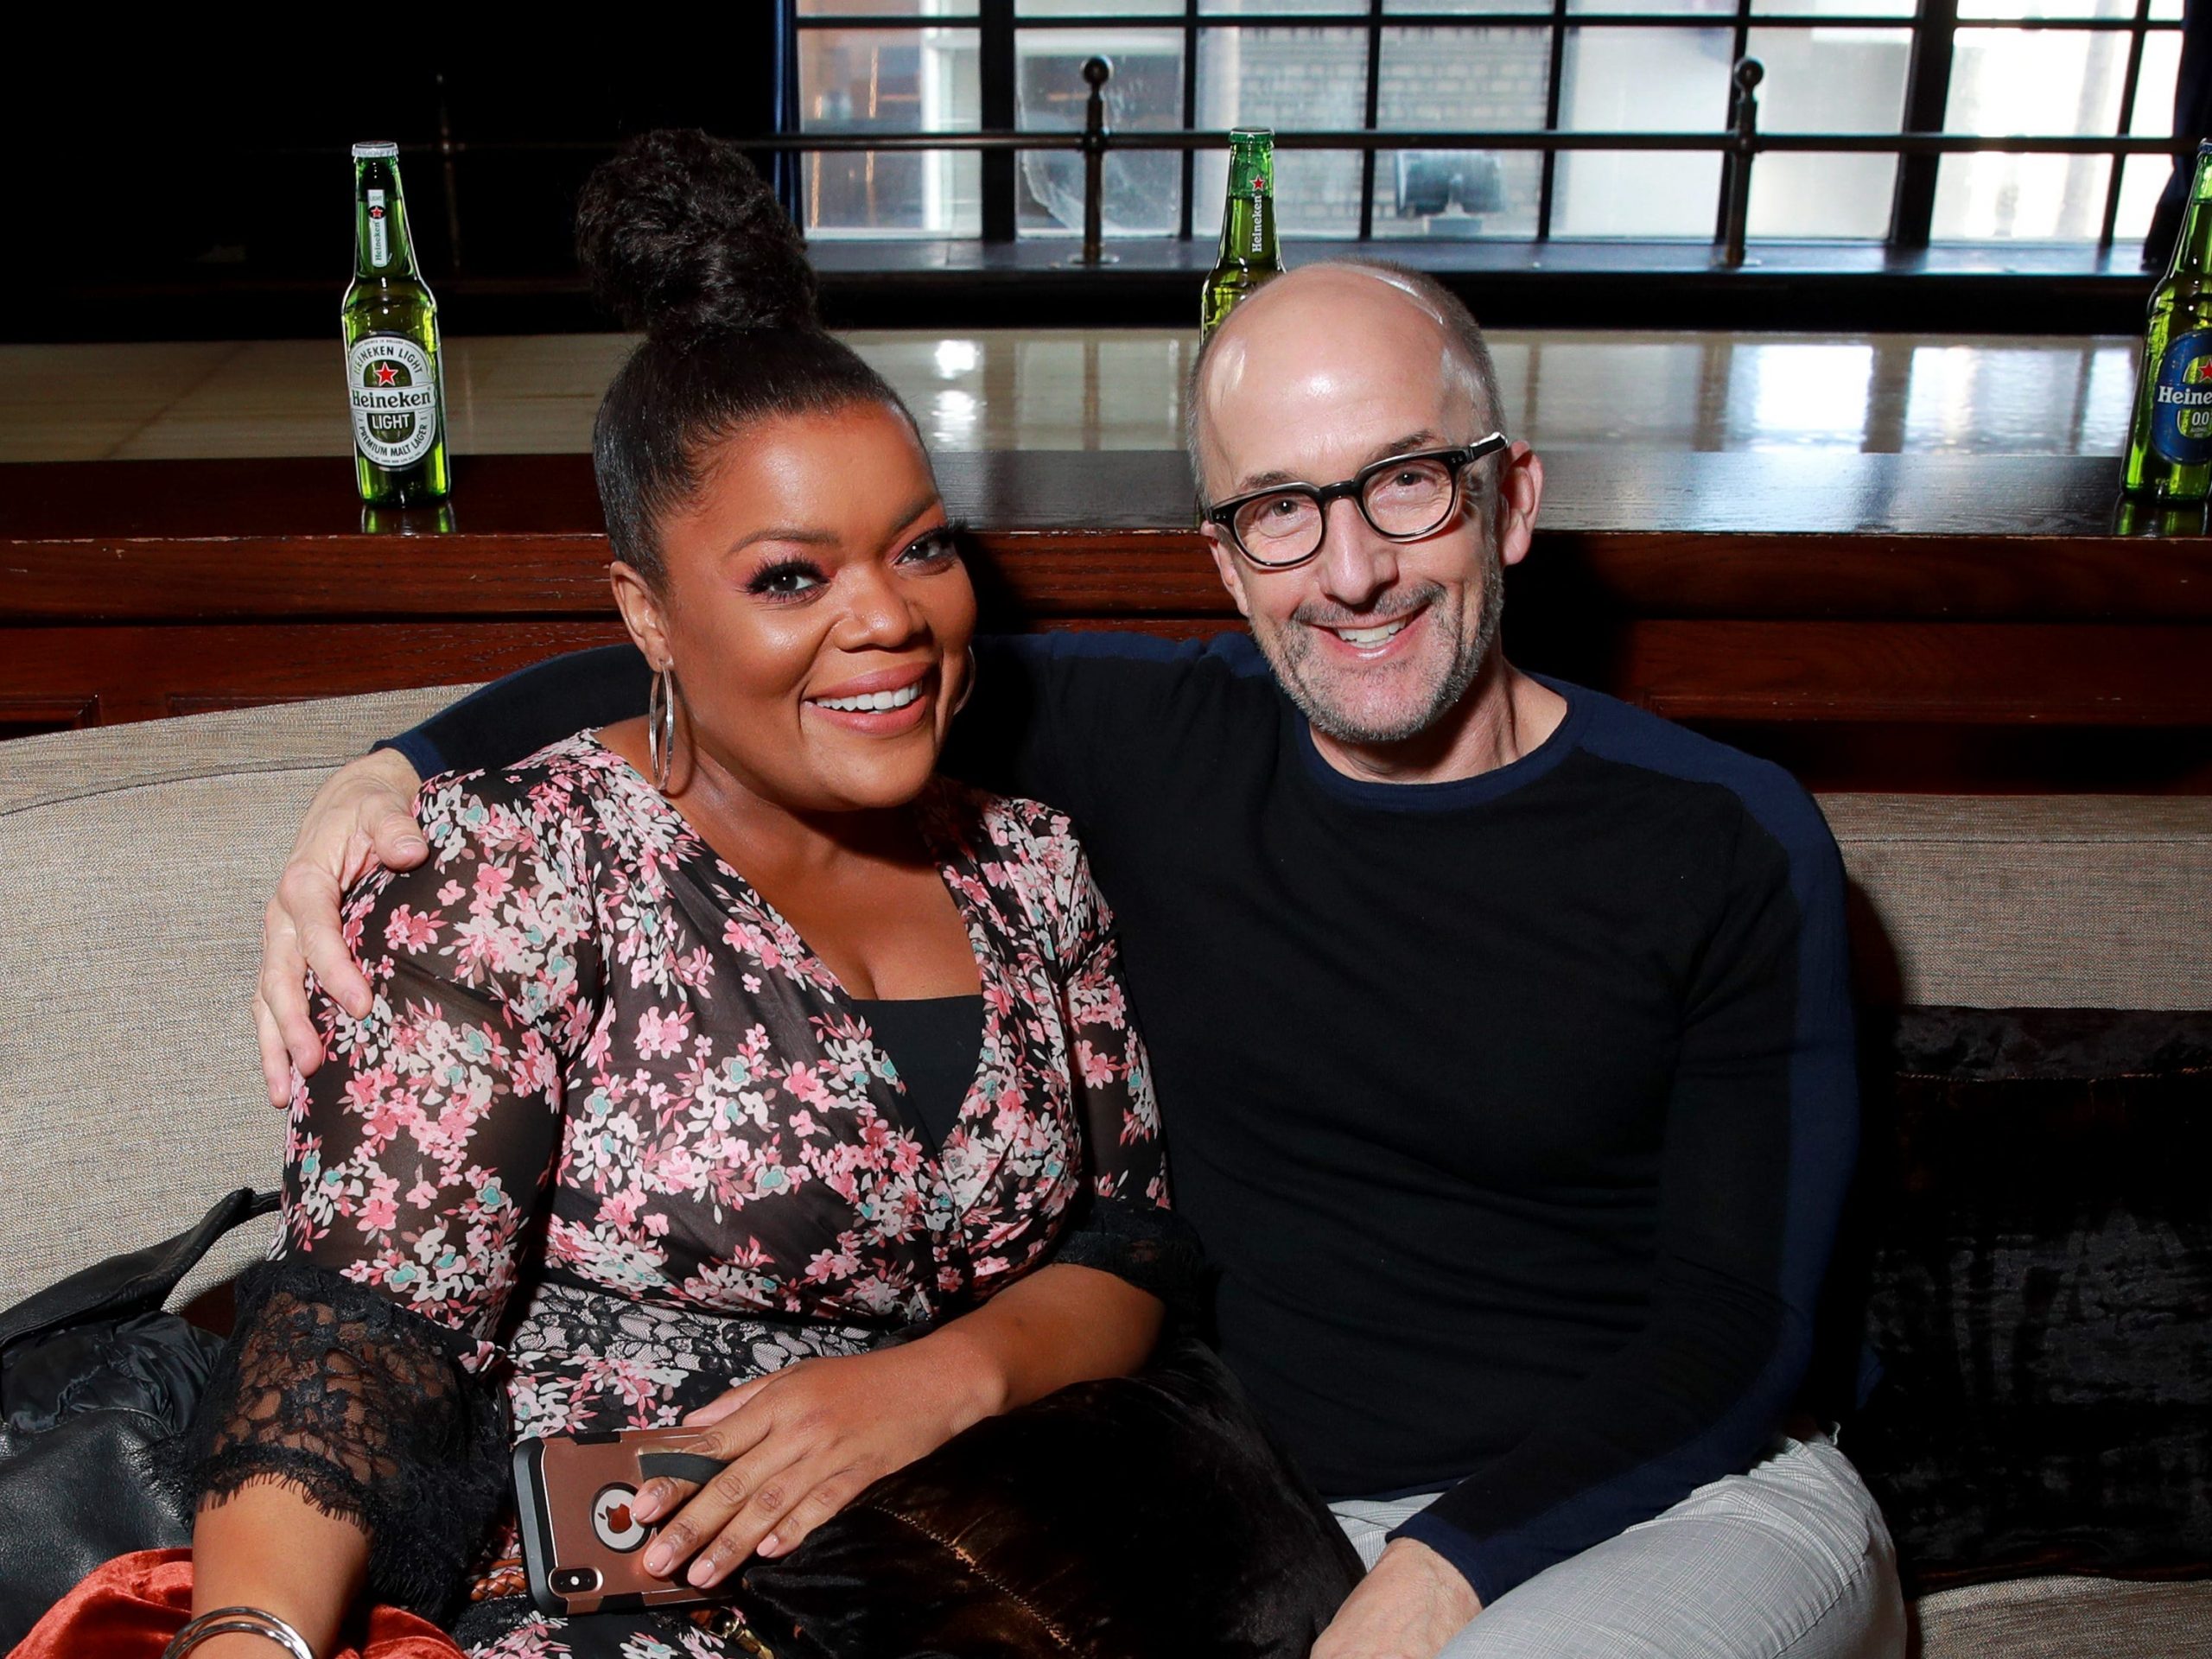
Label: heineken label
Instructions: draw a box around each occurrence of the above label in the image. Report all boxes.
[366,188,389,266]
[2152,328,2212,466]
[347,335,439,468]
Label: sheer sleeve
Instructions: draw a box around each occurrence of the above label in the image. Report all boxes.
[167,1260,508,1617]
[1043,840,1207,1322]
[173,767,603,1615]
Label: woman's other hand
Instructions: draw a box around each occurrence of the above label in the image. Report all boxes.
[256,748,427,1105]
[630,1336,1005,1588]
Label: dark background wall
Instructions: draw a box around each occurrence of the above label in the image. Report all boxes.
[5,40,780,342]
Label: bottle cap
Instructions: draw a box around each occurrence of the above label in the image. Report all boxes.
[352,142,399,159]
[1230,128,1273,145]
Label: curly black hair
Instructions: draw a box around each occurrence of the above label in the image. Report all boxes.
[577,129,913,585]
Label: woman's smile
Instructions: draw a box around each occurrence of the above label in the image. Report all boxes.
[804,661,940,733]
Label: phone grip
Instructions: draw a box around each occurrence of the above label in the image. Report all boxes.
[639,1450,728,1486]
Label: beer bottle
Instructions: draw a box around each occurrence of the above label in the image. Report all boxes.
[2123,140,2212,501]
[1201,129,1283,334]
[343,142,449,506]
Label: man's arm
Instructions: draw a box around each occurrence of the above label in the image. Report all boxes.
[1390,782,1858,1614]
[387,641,653,779]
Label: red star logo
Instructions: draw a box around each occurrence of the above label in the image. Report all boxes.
[373,363,399,386]
[368,205,385,219]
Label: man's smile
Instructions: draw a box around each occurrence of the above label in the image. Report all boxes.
[1304,600,1433,662]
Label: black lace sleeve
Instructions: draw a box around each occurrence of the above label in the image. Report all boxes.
[161,1259,508,1619]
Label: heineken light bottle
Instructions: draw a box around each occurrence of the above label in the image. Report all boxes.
[1202,129,1283,334]
[2124,141,2212,502]
[343,142,449,506]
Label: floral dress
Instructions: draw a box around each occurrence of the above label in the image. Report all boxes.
[172,733,1183,1656]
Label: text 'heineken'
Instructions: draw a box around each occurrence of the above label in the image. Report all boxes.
[1202,129,1283,335]
[344,142,448,507]
[2124,140,2212,502]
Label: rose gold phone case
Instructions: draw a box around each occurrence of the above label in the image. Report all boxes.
[512,1425,730,1616]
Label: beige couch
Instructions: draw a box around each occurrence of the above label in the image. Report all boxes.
[4,686,2210,1657]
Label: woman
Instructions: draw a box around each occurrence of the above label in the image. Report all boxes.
[160,130,1184,1659]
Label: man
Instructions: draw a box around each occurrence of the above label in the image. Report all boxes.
[261,265,1903,1657]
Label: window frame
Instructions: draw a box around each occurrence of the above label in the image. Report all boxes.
[790,0,2188,251]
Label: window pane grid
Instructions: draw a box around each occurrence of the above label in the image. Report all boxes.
[785,4,2186,247]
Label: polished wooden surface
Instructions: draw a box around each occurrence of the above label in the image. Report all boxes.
[1,330,2139,464]
[8,451,2210,791]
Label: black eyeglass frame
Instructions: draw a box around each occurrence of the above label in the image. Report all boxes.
[1202,434,1512,570]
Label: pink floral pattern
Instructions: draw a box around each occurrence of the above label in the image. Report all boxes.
[281,732,1166,1407]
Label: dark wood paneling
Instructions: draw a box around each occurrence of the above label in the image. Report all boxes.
[0,696,99,743]
[10,453,2212,623]
[7,452,2210,791]
[0,624,637,722]
[1608,622,2212,725]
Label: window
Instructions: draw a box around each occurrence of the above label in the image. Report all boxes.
[792,0,2184,249]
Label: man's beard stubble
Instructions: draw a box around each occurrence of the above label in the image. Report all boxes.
[1264,541,1506,747]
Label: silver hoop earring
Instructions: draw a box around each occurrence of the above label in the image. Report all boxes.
[647,664,680,793]
[954,645,977,716]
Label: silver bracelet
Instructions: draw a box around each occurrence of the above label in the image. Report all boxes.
[162,1605,315,1659]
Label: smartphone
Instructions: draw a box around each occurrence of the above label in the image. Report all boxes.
[512,1425,733,1616]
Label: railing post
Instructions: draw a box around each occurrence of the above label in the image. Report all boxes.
[435,72,465,277]
[1081,56,1112,267]
[1717,57,1763,270]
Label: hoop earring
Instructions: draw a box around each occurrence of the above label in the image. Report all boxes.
[647,663,681,793]
[954,645,977,716]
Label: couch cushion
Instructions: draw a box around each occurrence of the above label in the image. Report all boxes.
[1914,1572,2212,1659]
[0,687,476,1314]
[1821,794,2212,1010]
[1850,1007,2212,1593]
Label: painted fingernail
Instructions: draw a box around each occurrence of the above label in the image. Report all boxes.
[759,1535,782,1557]
[645,1546,671,1576]
[688,1555,717,1587]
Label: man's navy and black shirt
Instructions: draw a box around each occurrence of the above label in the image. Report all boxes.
[389,630,1858,1607]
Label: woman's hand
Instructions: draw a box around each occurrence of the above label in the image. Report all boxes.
[632,1336,1005,1588]
[255,748,427,1105]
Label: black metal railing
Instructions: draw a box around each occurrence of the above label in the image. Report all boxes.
[397,55,2195,276]
[762,55,2192,268]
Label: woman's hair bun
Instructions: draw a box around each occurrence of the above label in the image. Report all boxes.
[576,129,818,348]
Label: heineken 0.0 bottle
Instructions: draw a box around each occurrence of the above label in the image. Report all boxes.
[2124,140,2212,502]
[1201,129,1283,334]
[343,141,448,506]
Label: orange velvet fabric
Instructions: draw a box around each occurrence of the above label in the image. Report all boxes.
[10,1550,465,1659]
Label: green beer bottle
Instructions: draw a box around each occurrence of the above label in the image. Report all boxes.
[343,142,449,507]
[1202,129,1283,334]
[2123,141,2212,501]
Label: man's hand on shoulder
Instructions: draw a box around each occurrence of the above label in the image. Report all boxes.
[1313,1537,1482,1659]
[254,748,427,1106]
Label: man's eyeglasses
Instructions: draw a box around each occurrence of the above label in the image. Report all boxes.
[1203,435,1510,570]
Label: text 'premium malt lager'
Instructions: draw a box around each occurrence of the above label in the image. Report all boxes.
[1201,129,1283,334]
[343,142,448,506]
[2124,141,2212,502]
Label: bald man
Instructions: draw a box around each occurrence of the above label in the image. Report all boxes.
[262,266,1904,1658]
